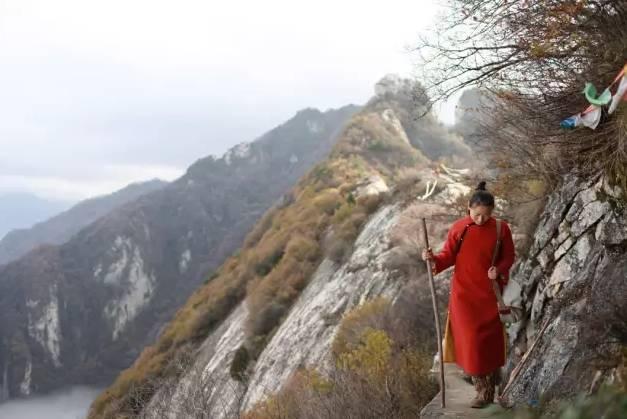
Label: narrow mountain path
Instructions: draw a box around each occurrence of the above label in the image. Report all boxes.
[420,364,504,418]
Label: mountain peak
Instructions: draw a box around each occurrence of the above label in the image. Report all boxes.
[371,74,431,115]
[375,74,412,96]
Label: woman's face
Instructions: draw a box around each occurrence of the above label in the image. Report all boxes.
[468,204,493,225]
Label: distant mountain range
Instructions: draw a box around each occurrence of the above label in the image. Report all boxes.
[0,193,70,241]
[0,180,167,266]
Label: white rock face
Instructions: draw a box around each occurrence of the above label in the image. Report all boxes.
[381,108,411,145]
[179,249,192,273]
[19,360,31,396]
[354,175,389,198]
[102,236,132,285]
[102,237,155,340]
[224,142,251,165]
[547,234,591,294]
[242,204,405,411]
[93,263,102,278]
[145,305,249,419]
[27,285,61,368]
[307,120,323,134]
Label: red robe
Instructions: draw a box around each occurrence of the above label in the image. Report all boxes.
[433,216,515,376]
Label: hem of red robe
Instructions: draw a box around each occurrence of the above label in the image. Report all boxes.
[448,325,508,376]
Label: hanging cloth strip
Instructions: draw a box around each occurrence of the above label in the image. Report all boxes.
[583,83,612,106]
[560,104,601,130]
[561,63,627,130]
[609,64,627,114]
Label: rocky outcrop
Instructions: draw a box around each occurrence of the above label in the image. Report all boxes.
[0,105,358,401]
[503,175,626,404]
[372,75,471,161]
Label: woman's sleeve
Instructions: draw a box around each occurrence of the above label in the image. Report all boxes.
[433,225,458,274]
[496,221,515,283]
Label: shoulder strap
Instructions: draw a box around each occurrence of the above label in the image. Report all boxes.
[490,219,507,309]
[491,219,502,266]
[453,223,472,255]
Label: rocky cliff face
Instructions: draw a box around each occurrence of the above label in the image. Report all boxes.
[0,105,358,401]
[374,74,471,161]
[503,175,626,404]
[0,179,167,266]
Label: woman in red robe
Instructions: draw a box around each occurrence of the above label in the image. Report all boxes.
[423,181,515,408]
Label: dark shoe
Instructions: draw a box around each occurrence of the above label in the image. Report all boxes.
[470,397,491,409]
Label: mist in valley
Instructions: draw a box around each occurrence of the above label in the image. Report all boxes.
[0,387,101,419]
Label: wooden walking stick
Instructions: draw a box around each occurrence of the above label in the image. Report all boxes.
[422,218,445,408]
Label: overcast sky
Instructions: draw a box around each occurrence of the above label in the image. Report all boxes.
[0,0,454,202]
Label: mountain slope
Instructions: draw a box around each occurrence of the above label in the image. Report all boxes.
[0,180,167,266]
[89,76,471,418]
[0,104,358,401]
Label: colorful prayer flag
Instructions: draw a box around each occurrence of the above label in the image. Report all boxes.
[583,83,612,106]
[580,105,602,130]
[608,75,627,114]
[560,114,581,129]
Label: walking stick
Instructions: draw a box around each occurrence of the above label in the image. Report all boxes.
[421,218,445,408]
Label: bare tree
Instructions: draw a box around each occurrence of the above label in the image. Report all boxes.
[415,0,627,186]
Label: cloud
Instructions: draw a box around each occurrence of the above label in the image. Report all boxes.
[0,164,183,202]
[0,0,447,201]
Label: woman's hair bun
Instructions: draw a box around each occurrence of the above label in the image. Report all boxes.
[470,181,494,207]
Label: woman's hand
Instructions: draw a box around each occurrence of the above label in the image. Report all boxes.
[422,248,434,261]
[488,266,498,280]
